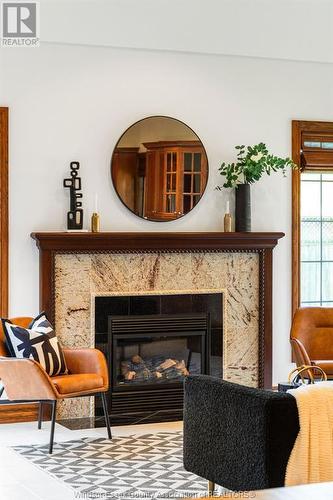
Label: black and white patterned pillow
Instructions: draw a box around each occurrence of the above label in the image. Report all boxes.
[2,312,68,376]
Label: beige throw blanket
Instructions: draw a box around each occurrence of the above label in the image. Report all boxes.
[285,381,333,486]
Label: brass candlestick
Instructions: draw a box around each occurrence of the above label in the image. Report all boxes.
[91,212,100,232]
[224,212,232,232]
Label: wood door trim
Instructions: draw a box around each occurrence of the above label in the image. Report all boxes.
[0,107,8,317]
[291,120,333,318]
[0,108,22,424]
[0,109,51,424]
[292,121,301,318]
[0,107,48,423]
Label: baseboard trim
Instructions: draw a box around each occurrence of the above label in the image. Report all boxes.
[0,402,50,423]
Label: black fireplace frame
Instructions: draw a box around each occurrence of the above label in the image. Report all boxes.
[100,311,212,425]
[93,292,222,425]
[109,313,211,393]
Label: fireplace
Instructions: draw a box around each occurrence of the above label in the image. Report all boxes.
[31,231,284,423]
[94,292,222,424]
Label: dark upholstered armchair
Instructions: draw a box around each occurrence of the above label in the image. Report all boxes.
[183,376,299,492]
[0,317,112,453]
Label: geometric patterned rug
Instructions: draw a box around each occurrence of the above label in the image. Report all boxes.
[13,431,208,499]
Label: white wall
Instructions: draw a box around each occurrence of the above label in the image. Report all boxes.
[40,0,333,64]
[2,42,333,384]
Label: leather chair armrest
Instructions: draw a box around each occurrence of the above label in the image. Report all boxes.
[62,348,109,388]
[290,337,312,366]
[0,357,57,400]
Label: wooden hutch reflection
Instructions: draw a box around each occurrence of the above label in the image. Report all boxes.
[112,140,208,221]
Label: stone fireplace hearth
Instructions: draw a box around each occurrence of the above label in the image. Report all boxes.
[31,231,284,421]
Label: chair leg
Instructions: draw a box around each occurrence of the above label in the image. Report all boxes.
[49,400,57,454]
[37,402,43,430]
[0,386,4,399]
[101,392,112,439]
[208,480,215,495]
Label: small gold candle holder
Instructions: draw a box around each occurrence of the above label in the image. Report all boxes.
[224,213,232,232]
[91,212,100,232]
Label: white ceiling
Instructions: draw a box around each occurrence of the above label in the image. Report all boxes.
[41,0,333,64]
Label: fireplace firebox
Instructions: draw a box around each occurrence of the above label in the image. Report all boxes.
[95,292,223,424]
[111,313,210,390]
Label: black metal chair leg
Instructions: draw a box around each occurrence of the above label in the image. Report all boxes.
[0,386,4,398]
[37,402,43,429]
[101,392,112,439]
[49,400,57,454]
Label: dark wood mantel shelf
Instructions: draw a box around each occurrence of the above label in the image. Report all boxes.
[31,231,284,389]
[31,231,284,252]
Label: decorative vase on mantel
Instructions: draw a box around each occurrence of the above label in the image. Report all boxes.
[217,143,297,233]
[235,184,251,232]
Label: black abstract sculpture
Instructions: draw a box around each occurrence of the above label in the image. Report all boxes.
[63,161,83,230]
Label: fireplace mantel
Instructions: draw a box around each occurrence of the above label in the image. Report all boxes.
[31,231,284,252]
[31,231,284,390]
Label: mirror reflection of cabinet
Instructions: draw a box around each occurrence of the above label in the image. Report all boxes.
[111,116,208,222]
[112,147,139,213]
[144,141,207,220]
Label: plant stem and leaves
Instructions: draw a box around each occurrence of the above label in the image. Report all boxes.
[216,142,297,189]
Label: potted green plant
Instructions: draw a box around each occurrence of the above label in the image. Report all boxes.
[217,143,296,231]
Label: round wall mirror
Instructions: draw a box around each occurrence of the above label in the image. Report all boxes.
[111,116,208,221]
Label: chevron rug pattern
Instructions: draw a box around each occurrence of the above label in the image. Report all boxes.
[13,431,207,499]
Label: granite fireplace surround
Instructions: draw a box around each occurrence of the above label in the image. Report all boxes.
[31,232,284,420]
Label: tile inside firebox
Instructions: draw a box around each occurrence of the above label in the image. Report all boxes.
[130,295,161,315]
[95,296,129,332]
[192,293,223,327]
[160,294,193,314]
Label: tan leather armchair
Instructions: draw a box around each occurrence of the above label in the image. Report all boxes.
[290,307,333,379]
[0,317,112,453]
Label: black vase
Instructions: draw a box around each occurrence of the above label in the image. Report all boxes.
[235,184,251,232]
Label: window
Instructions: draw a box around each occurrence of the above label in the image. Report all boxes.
[300,172,333,306]
[292,121,333,315]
